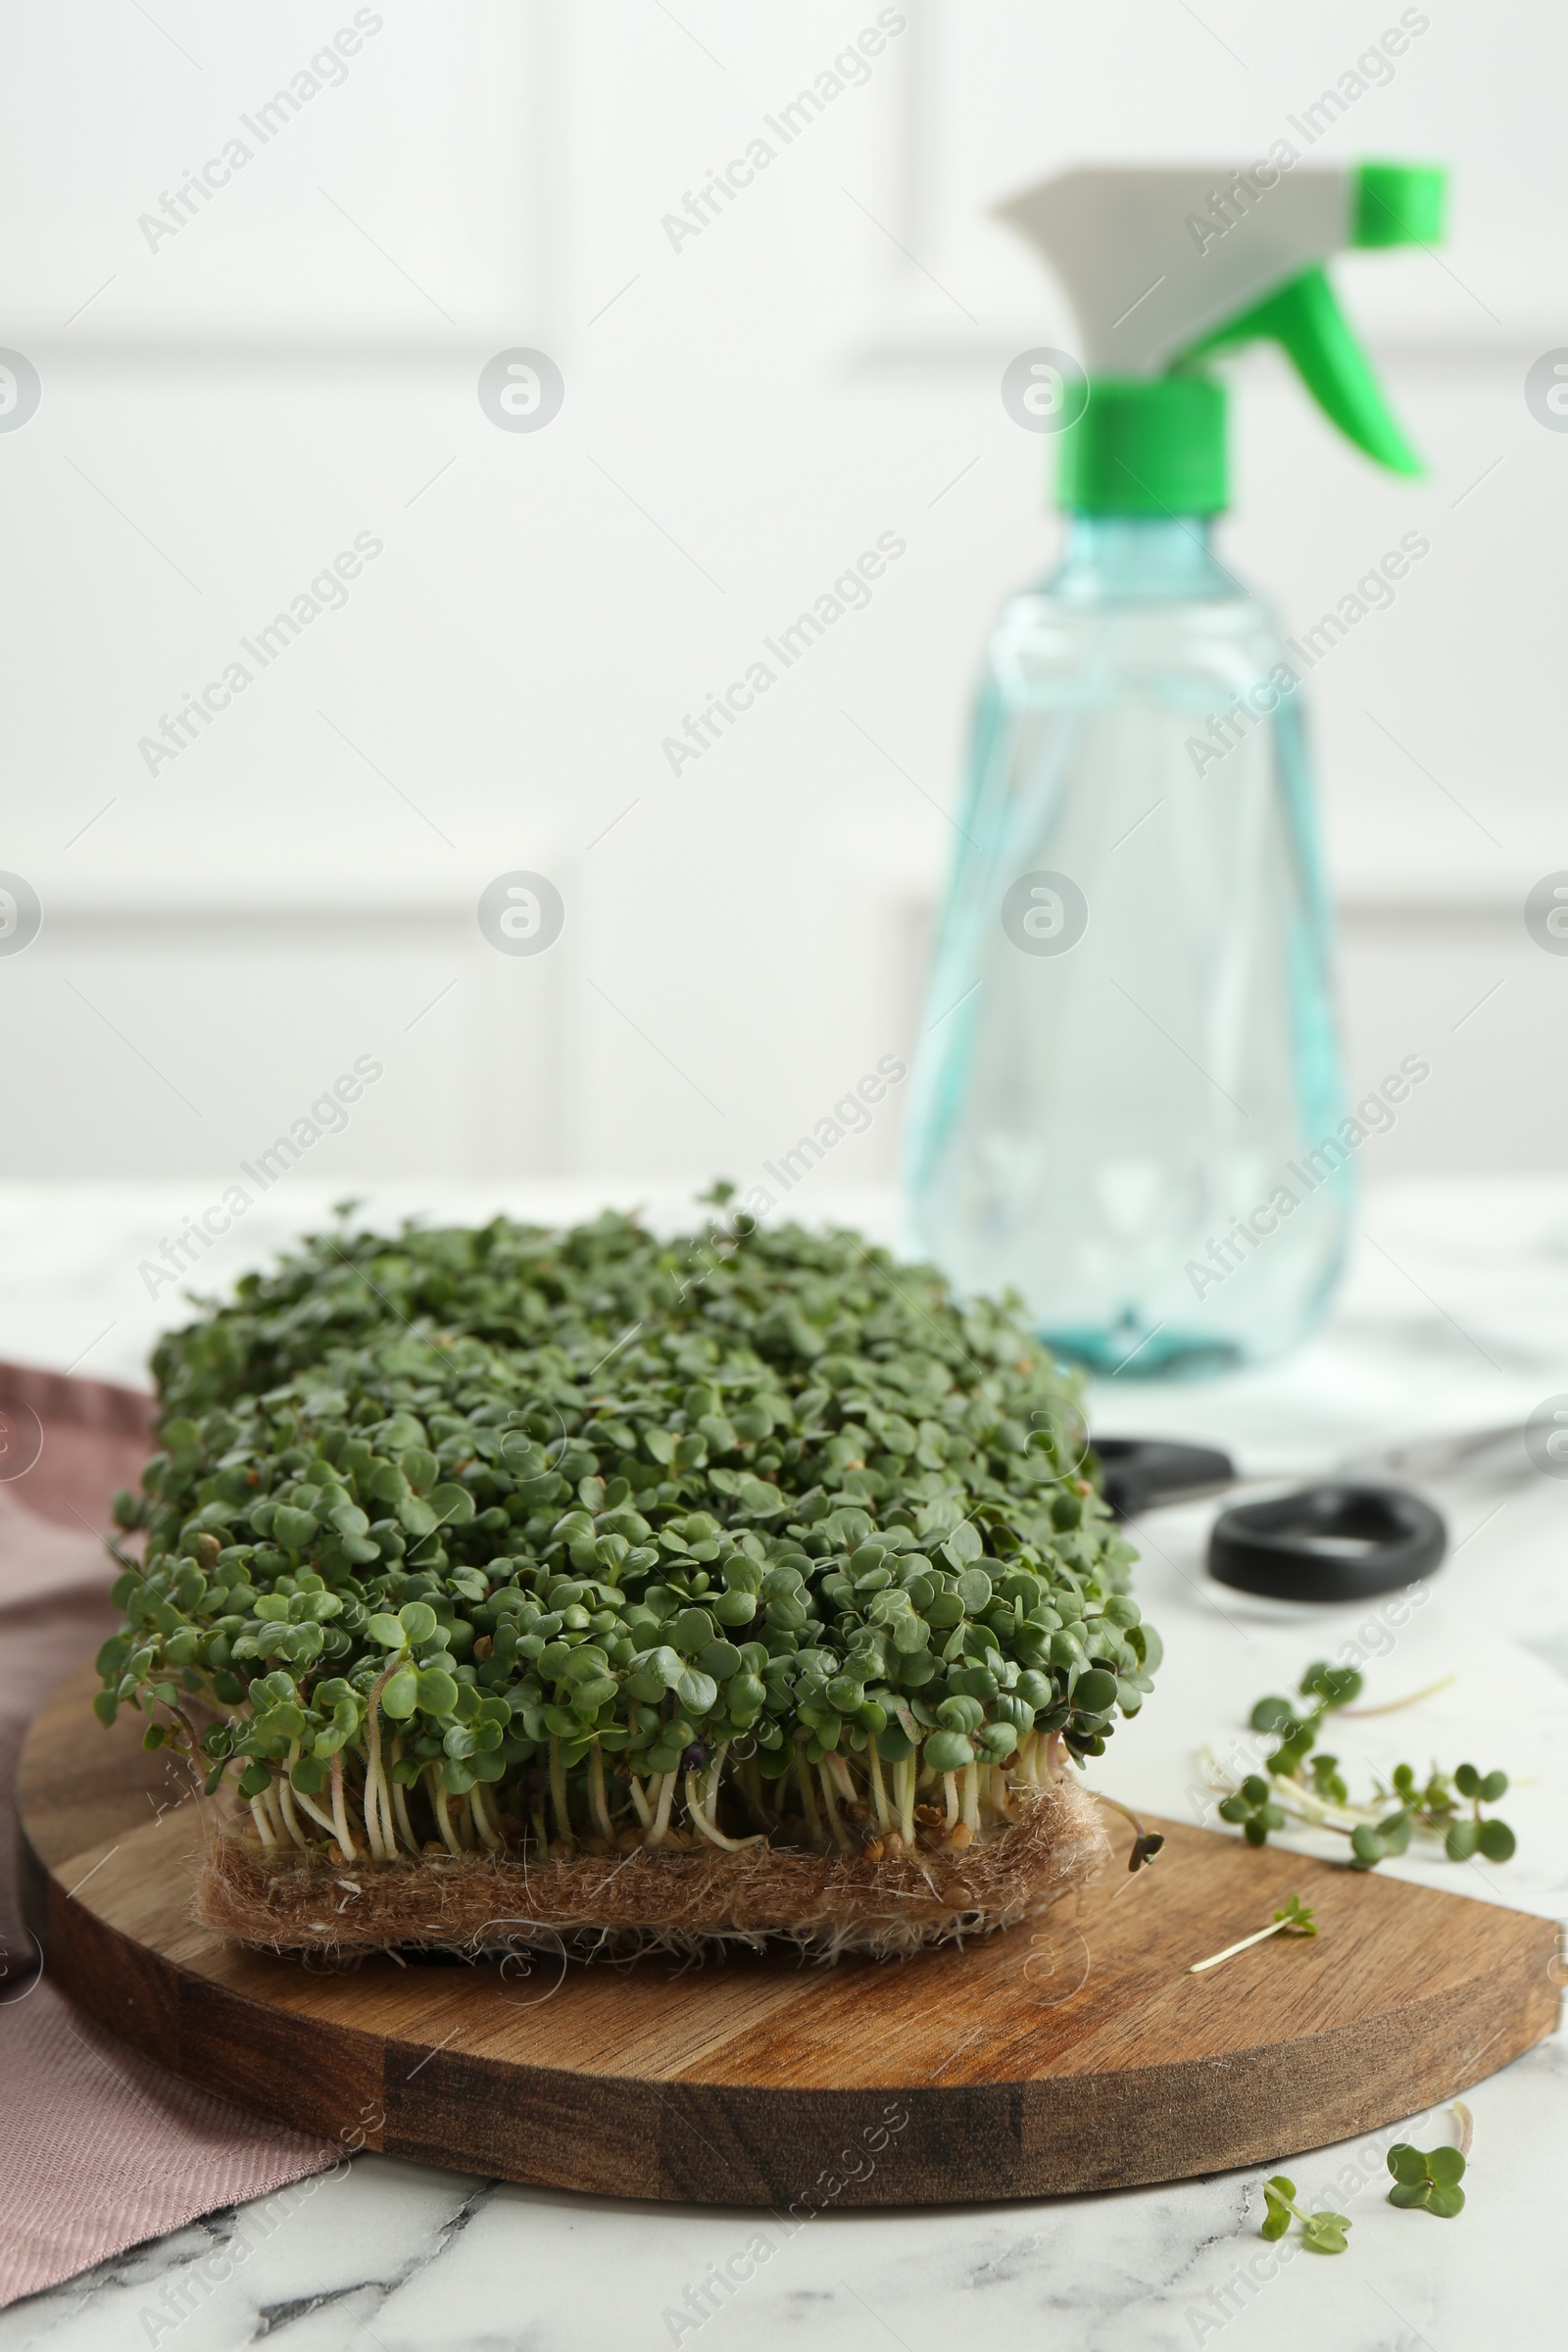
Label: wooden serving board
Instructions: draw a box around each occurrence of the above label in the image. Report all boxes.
[18,1665,1559,2206]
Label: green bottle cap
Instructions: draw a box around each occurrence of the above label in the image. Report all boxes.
[1352,161,1446,248]
[1055,375,1227,516]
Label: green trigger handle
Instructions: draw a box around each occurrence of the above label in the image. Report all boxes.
[1177,163,1446,479]
[1180,267,1421,476]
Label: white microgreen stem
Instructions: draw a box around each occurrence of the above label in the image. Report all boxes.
[276,1772,311,1851]
[817,1759,855,1851]
[899,1755,917,1845]
[683,1770,760,1852]
[1339,1674,1457,1719]
[291,1777,341,1842]
[588,1740,613,1841]
[795,1740,823,1843]
[961,1763,981,1837]
[706,1741,732,1827]
[262,1777,288,1845]
[362,1764,387,1862]
[1451,2099,1474,2157]
[426,1762,463,1856]
[1093,1789,1156,1850]
[626,1773,654,1830]
[249,1792,278,1849]
[1190,1917,1294,1975]
[469,1785,503,1852]
[647,1767,676,1847]
[943,1771,960,1832]
[328,1749,358,1862]
[362,1657,402,1861]
[867,1742,891,1835]
[548,1737,573,1848]
[389,1740,417,1853]
[736,1754,771,1830]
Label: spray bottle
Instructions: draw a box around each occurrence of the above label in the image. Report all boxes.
[904,162,1446,1375]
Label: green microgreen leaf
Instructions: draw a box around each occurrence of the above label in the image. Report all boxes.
[1300,2210,1351,2254]
[1387,2127,1468,2219]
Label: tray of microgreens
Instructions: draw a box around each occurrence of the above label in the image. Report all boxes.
[92,1196,1161,1957]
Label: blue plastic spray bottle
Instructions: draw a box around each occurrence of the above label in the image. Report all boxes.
[905,162,1446,1375]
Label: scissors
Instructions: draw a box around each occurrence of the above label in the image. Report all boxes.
[1090,1431,1474,1603]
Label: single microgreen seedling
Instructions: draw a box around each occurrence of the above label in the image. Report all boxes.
[1190,1892,1317,1975]
[1387,2104,1472,2218]
[1216,1774,1285,1846]
[1260,2175,1350,2253]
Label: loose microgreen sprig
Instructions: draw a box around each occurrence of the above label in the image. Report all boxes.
[1387,2103,1472,2218]
[1260,2176,1350,2254]
[1190,1892,1316,1975]
[94,1198,1159,1867]
[1205,1662,1516,1871]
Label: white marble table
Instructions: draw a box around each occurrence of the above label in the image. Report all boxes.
[2,1175,1564,2351]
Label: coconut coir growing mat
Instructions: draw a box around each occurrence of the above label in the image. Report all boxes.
[195,1776,1110,1964]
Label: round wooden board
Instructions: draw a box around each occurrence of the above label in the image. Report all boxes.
[18,1665,1558,2206]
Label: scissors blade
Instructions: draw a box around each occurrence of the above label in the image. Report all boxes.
[1332,1421,1530,1489]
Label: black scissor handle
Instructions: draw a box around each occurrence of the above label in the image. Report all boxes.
[1207,1481,1446,1602]
[1093,1437,1236,1518]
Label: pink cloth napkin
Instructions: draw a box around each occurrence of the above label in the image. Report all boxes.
[0,1362,333,2308]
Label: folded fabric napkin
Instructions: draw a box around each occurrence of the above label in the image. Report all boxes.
[0,1361,333,2308]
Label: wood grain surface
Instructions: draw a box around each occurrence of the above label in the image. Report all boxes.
[18,1663,1560,2205]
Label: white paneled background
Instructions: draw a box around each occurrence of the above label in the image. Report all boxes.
[1,0,1565,1219]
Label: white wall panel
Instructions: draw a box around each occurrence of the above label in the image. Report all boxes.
[1,2,1563,1190]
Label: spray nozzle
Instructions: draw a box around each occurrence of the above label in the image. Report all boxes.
[995,161,1447,512]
